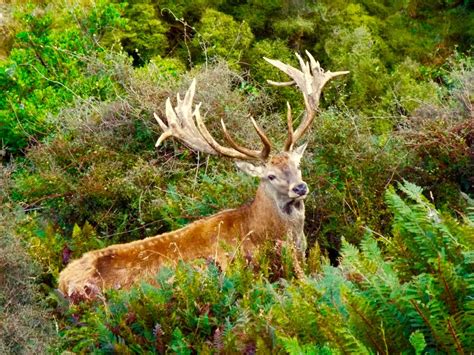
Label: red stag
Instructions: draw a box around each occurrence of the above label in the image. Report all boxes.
[58,52,348,300]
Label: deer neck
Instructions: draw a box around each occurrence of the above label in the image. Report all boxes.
[248,183,305,236]
[257,183,305,216]
[248,183,306,255]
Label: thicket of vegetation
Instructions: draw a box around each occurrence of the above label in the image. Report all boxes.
[0,0,472,353]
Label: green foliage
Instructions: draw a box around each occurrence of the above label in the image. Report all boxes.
[157,0,224,21]
[148,55,186,78]
[399,55,473,208]
[114,1,169,65]
[380,58,440,114]
[385,180,472,279]
[409,330,427,355]
[0,1,123,154]
[278,336,331,355]
[310,0,470,114]
[324,25,390,111]
[338,181,474,353]
[246,38,302,111]
[303,108,408,247]
[221,0,317,39]
[193,9,254,68]
[247,39,294,83]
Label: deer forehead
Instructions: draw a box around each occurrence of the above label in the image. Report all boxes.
[267,153,301,175]
[270,153,301,167]
[269,154,290,166]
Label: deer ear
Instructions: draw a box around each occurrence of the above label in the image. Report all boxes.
[290,142,308,164]
[235,161,265,177]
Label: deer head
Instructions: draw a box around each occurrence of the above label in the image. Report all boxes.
[154,51,349,214]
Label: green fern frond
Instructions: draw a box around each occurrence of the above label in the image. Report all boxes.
[409,330,426,355]
[398,180,426,204]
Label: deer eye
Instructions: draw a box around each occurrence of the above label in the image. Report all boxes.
[268,174,276,181]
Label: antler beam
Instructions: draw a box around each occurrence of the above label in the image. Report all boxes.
[154,79,271,161]
[264,51,349,151]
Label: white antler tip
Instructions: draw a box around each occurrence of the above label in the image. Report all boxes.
[193,102,202,116]
[330,70,350,77]
[155,131,173,147]
[220,118,227,130]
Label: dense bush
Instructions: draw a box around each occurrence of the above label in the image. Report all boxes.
[400,54,474,204]
[114,2,169,65]
[0,2,123,154]
[192,9,254,68]
[303,108,408,250]
[2,0,471,156]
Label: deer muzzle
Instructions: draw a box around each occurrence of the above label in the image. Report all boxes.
[289,182,308,199]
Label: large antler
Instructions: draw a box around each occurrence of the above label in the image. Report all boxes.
[154,79,271,161]
[264,51,349,151]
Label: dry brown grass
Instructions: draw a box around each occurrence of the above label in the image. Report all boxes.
[0,170,54,353]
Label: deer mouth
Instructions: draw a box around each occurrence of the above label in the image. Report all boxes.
[287,191,308,202]
[289,193,307,201]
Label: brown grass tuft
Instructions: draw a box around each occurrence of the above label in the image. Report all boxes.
[0,179,54,353]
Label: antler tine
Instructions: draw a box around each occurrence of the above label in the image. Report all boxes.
[284,101,294,151]
[264,51,349,151]
[220,117,271,161]
[155,79,272,161]
[249,116,272,160]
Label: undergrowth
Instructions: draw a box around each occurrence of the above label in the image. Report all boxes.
[0,206,54,353]
[54,182,474,353]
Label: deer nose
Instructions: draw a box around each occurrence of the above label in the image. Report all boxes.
[292,183,307,196]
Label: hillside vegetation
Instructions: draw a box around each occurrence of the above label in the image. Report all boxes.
[0,0,473,353]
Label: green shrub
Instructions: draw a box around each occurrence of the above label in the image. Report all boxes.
[147,56,186,78]
[114,2,169,65]
[379,58,440,115]
[0,1,123,154]
[398,53,474,207]
[192,9,254,68]
[324,25,390,111]
[157,0,224,22]
[245,38,303,111]
[302,108,408,249]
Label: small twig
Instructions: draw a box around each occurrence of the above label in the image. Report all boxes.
[23,192,73,210]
